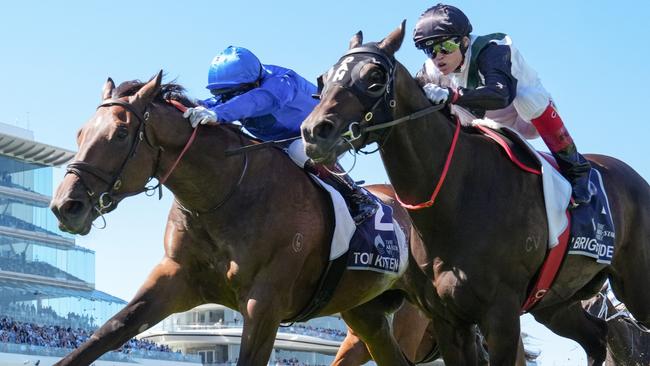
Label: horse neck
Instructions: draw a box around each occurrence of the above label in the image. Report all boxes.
[379,64,472,210]
[151,105,272,213]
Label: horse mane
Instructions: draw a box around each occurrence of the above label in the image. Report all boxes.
[113,79,197,108]
[113,78,262,144]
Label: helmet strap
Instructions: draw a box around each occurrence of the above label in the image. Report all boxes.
[456,36,470,73]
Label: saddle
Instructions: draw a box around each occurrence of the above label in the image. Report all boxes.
[471,122,616,311]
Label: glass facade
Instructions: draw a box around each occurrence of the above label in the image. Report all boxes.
[0,153,126,328]
[0,155,66,235]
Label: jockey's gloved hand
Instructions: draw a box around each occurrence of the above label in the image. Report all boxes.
[423,83,457,105]
[183,106,218,128]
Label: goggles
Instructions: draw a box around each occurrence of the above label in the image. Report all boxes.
[210,83,255,102]
[421,38,461,58]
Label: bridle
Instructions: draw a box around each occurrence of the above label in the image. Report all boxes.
[66,99,162,217]
[320,45,446,149]
[65,97,249,223]
[320,45,460,210]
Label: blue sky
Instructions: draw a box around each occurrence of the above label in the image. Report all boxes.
[1,1,648,364]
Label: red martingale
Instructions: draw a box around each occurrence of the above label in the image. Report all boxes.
[395,117,462,210]
[397,121,570,312]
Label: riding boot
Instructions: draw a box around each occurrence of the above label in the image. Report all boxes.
[304,162,378,224]
[531,103,595,206]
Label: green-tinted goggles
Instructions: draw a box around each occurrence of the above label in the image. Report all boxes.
[422,38,461,58]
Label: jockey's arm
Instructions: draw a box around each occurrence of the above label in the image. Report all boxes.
[454,44,517,112]
[208,77,295,123]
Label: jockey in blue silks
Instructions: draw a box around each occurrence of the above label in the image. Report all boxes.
[183,46,377,223]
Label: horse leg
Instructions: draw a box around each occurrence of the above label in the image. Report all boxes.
[331,326,373,366]
[515,336,528,366]
[55,257,198,366]
[478,296,522,366]
[609,244,650,328]
[331,301,430,366]
[428,313,478,366]
[339,292,413,366]
[531,301,607,365]
[236,286,286,366]
[392,301,433,362]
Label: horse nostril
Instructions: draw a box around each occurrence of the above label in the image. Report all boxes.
[314,121,335,140]
[60,199,86,217]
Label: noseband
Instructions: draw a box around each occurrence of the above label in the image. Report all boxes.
[66,99,162,216]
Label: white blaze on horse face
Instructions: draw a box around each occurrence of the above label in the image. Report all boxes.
[332,56,355,82]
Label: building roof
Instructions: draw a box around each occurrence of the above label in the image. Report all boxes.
[0,131,75,167]
[0,278,125,304]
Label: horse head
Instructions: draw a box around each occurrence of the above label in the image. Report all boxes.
[50,71,190,235]
[302,21,430,165]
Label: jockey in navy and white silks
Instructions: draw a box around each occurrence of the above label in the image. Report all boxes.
[413,4,594,205]
[183,46,377,222]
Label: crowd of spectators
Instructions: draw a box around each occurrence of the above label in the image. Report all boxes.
[279,324,346,341]
[0,316,176,355]
[217,360,328,366]
[0,303,94,330]
[270,358,328,366]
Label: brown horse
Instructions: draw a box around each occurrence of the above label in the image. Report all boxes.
[49,72,436,366]
[583,285,650,365]
[301,21,650,365]
[334,301,534,365]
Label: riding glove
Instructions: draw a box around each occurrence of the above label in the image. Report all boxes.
[183,106,218,128]
[423,83,451,105]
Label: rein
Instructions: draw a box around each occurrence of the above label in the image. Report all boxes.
[159,100,199,185]
[327,46,458,211]
[66,97,247,224]
[164,100,249,216]
[341,103,445,140]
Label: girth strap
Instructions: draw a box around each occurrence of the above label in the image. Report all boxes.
[283,251,349,324]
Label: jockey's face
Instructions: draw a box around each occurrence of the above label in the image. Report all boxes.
[431,36,469,75]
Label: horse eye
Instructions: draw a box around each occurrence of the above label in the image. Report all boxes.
[368,70,386,84]
[116,127,129,140]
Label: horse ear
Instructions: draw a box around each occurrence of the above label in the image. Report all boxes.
[133,70,163,105]
[349,31,363,49]
[378,20,406,57]
[102,77,115,101]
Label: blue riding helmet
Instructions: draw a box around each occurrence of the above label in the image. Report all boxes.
[206,46,263,90]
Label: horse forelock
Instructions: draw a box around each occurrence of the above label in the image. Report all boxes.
[112,80,197,108]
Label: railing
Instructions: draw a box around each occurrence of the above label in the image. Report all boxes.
[126,348,202,363]
[158,322,346,342]
[0,342,135,362]
[0,342,201,363]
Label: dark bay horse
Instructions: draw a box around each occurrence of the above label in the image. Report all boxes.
[49,72,435,366]
[301,21,650,365]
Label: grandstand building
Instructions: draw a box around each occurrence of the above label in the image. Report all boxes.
[0,122,124,329]
[140,304,351,366]
[0,122,199,365]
